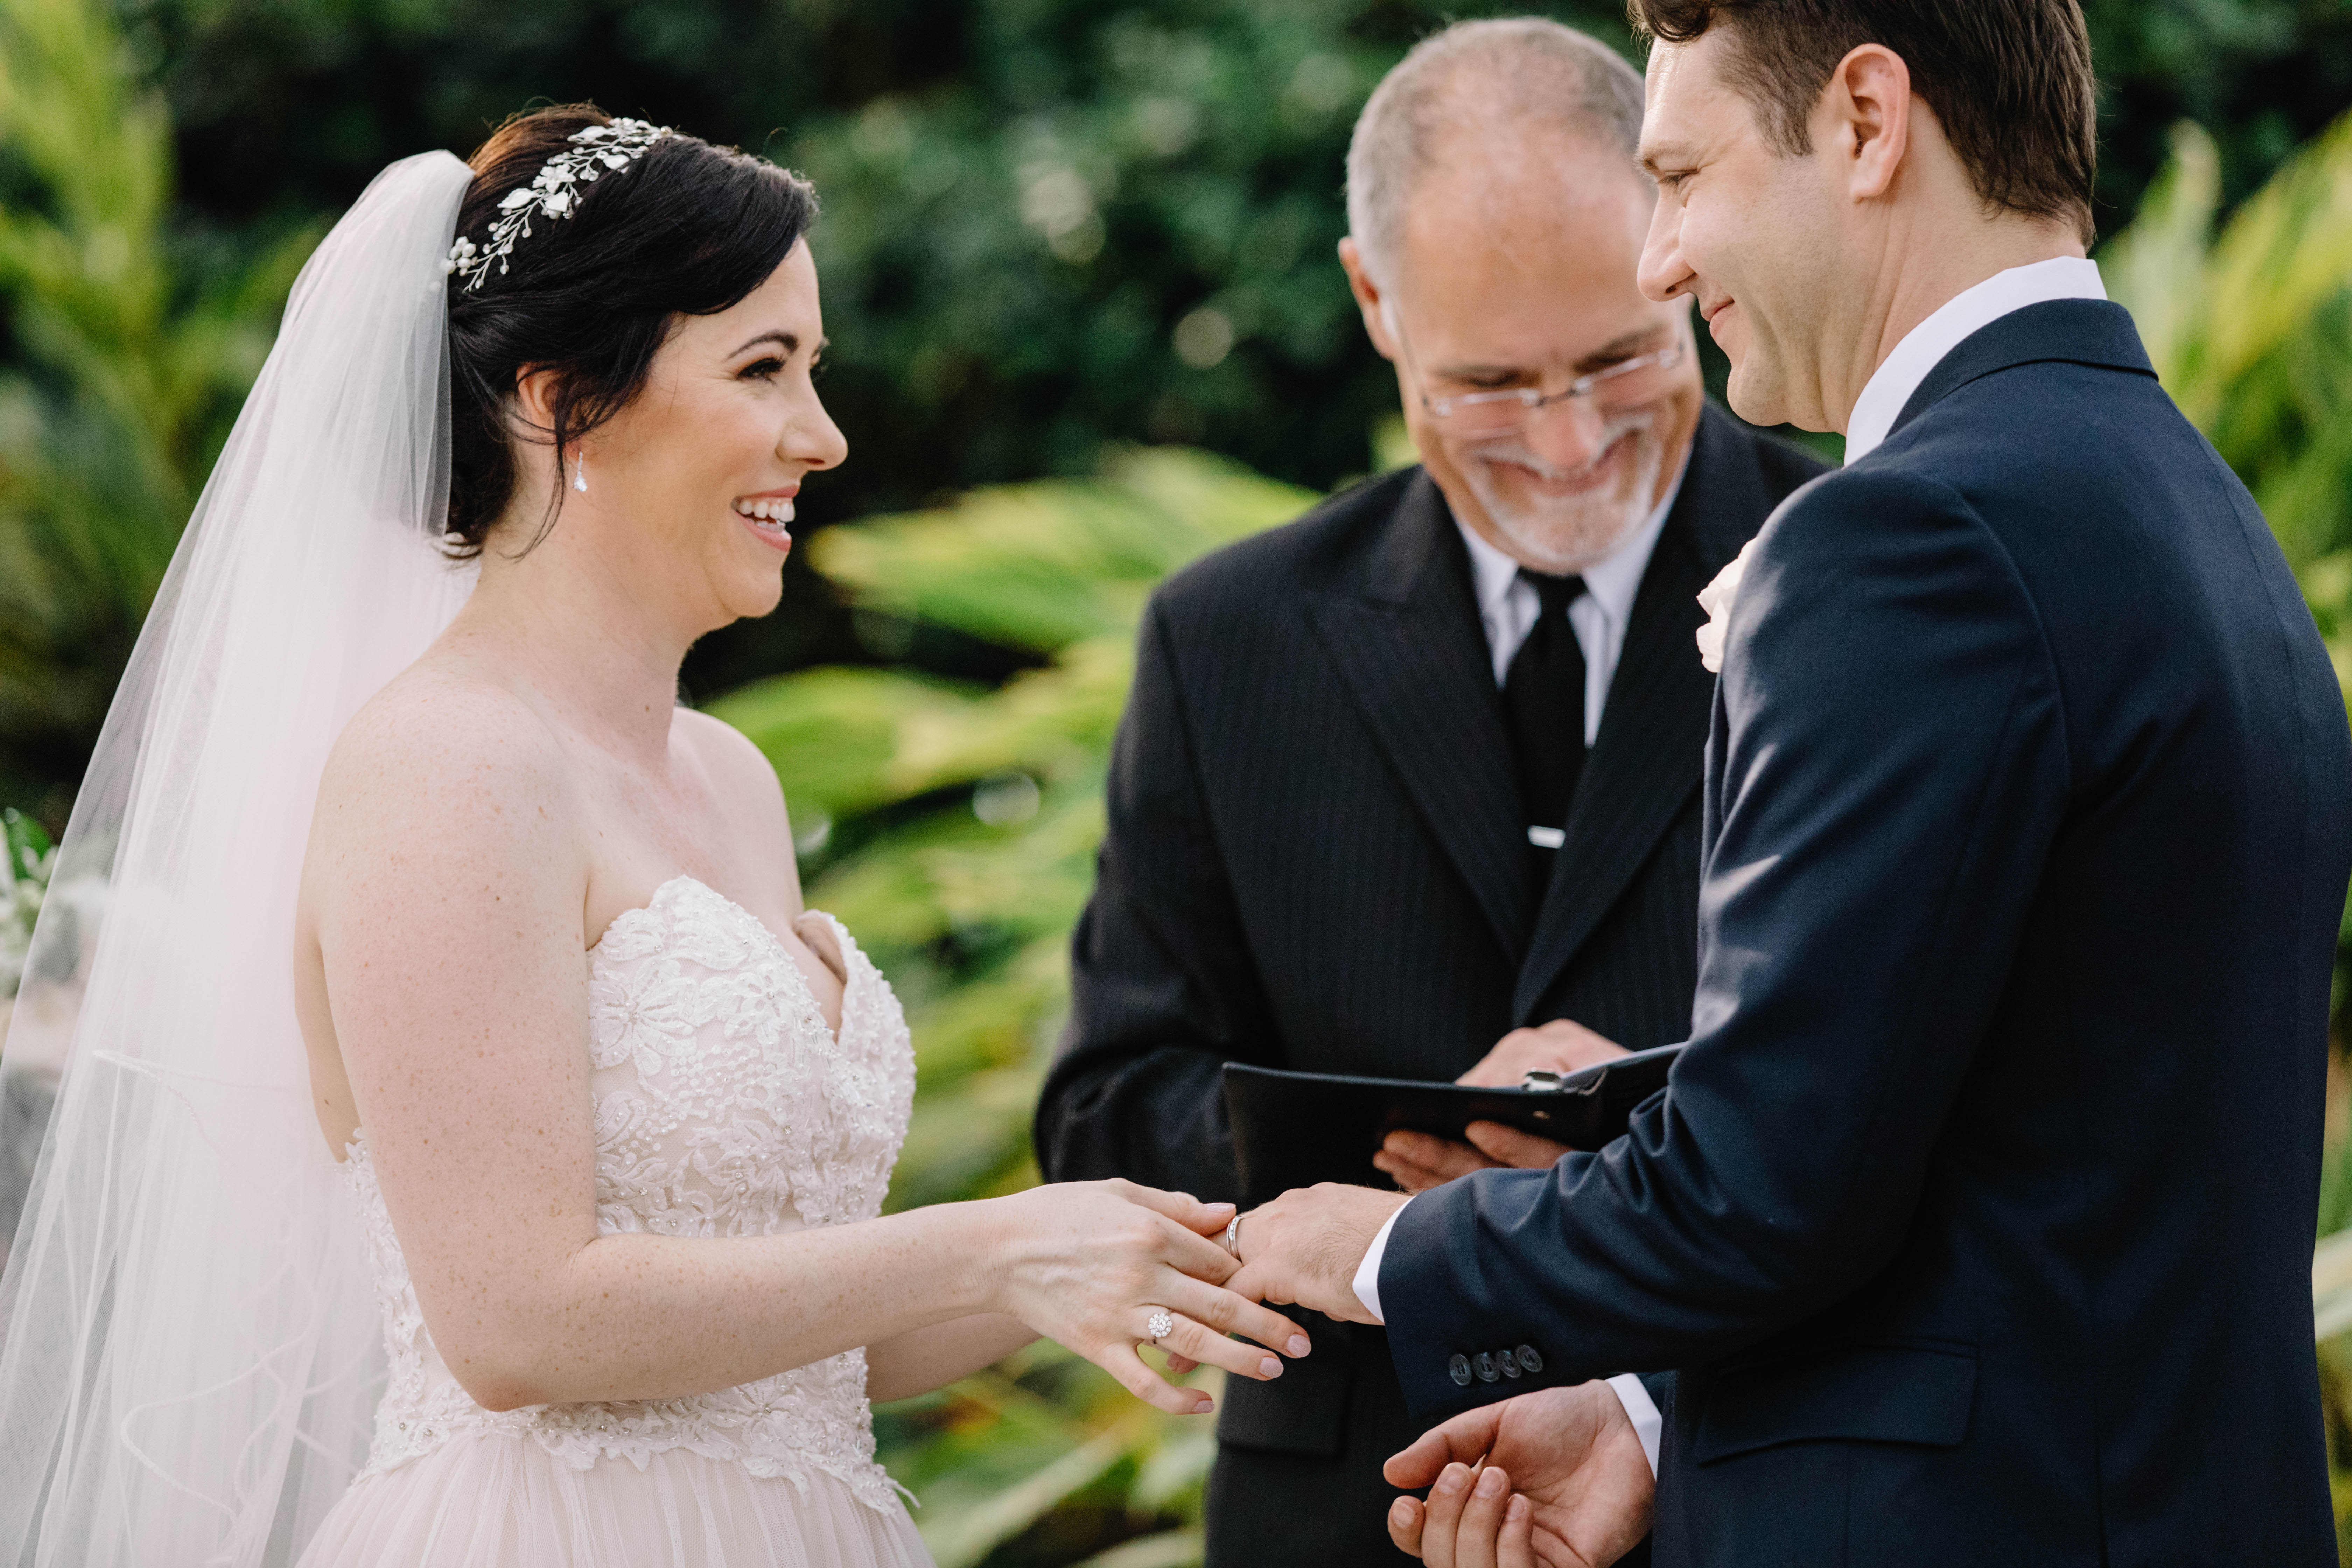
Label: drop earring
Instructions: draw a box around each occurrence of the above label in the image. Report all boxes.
[571,450,588,493]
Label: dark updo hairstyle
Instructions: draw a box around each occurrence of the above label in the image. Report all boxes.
[443,104,818,557]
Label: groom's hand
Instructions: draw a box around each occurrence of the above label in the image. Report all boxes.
[1224,1183,1408,1324]
[1386,1382,1653,1567]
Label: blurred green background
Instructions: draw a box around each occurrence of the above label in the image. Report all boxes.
[2,0,2352,1562]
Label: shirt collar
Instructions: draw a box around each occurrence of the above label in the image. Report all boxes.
[1454,445,1690,630]
[1843,256,2107,464]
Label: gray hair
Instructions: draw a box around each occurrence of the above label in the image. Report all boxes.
[1346,18,1647,286]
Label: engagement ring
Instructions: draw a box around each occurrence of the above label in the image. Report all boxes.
[1147,1309,1175,1345]
[1225,1215,1241,1256]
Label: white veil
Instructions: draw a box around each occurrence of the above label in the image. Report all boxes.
[0,150,477,1566]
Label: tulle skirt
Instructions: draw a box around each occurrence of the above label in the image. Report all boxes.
[295,1433,933,1568]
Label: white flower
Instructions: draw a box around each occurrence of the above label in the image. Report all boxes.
[589,959,696,1074]
[1695,536,1761,675]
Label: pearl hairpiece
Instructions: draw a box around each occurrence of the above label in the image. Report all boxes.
[444,117,671,292]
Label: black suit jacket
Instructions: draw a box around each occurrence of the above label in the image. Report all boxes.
[1035,406,1823,1561]
[1380,302,2352,1566]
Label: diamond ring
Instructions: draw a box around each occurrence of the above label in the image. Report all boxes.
[1147,1309,1175,1345]
[1225,1215,1241,1256]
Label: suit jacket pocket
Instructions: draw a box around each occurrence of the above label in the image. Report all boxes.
[1693,1342,1976,1464]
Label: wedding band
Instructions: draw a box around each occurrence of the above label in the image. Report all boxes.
[1147,1309,1175,1345]
[1225,1215,1241,1256]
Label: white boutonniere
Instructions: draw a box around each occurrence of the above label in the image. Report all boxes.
[1695,537,1760,675]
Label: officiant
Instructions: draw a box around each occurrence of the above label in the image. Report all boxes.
[1032,19,1821,1564]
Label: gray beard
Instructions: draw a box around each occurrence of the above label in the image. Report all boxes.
[1463,419,1667,575]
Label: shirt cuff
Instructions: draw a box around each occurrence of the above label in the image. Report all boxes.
[1351,1203,1407,1324]
[1605,1373,1662,1477]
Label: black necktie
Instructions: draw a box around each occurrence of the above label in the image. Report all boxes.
[1502,570,1587,866]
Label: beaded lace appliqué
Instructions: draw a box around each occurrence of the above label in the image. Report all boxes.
[344,877,916,1513]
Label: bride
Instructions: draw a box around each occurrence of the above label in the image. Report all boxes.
[0,108,1304,1567]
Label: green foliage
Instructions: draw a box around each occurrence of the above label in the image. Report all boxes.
[2081,0,2352,220]
[0,0,316,820]
[33,0,2342,725]
[2107,112,2352,586]
[0,805,52,1002]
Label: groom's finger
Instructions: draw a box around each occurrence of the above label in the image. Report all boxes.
[1452,1464,1513,1568]
[1419,1462,1477,1568]
[1389,1496,1429,1560]
[1499,1492,1537,1568]
[1385,1407,1504,1487]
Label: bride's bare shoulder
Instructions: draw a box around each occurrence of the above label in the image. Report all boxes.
[313,659,576,861]
[673,707,786,816]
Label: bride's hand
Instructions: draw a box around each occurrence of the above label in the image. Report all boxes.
[984,1180,1310,1415]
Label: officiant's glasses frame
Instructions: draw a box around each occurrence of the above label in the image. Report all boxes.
[1384,306,1687,441]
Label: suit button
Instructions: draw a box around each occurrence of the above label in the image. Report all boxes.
[1498,1349,1521,1378]
[1474,1352,1499,1382]
[1449,1354,1472,1387]
[1516,1344,1544,1374]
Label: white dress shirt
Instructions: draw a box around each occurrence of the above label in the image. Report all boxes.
[1843,256,2107,464]
[1344,261,2107,1480]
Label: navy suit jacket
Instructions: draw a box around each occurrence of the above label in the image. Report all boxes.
[1379,301,2352,1566]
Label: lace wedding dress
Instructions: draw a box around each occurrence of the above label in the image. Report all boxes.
[296,876,932,1567]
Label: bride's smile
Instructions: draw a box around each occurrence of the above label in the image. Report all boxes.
[507,240,845,632]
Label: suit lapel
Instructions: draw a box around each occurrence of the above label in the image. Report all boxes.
[1307,474,1533,960]
[1512,408,1753,1022]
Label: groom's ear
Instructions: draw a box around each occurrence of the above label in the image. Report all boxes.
[1338,238,1402,364]
[1817,43,1916,206]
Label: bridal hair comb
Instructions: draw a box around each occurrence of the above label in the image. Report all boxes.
[444,117,671,292]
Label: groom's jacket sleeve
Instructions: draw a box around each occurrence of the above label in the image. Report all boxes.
[1381,467,2071,1417]
[1030,594,1278,1204]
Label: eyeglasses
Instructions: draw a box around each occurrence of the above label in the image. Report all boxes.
[1418,344,1687,437]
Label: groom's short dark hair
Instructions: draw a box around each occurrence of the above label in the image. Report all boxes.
[1627,0,2098,243]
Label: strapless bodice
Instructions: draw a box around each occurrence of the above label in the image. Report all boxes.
[343,875,916,1512]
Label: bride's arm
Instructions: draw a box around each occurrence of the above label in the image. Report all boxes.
[306,687,1305,1416]
[863,1316,1038,1404]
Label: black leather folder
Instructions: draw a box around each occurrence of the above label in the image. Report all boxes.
[1221,1043,1683,1207]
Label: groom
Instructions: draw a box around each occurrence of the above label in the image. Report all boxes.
[1230,2,2352,1563]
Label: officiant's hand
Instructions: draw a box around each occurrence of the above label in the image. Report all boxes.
[1223,1182,1409,1324]
[1373,1021,1625,1192]
[1457,1019,1628,1089]
[1385,1382,1653,1567]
